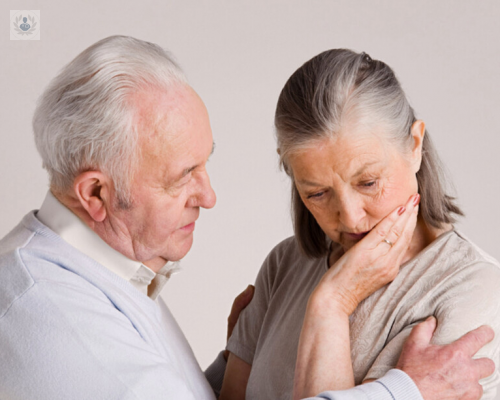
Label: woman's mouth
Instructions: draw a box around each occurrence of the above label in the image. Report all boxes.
[343,231,370,241]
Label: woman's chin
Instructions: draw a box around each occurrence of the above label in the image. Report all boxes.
[338,232,369,251]
[337,238,358,252]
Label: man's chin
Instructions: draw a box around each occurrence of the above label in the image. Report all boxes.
[165,236,195,262]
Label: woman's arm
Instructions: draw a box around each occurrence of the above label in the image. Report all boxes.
[205,286,255,397]
[219,353,251,400]
[294,302,353,398]
[293,194,420,399]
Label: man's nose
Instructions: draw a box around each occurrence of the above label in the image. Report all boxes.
[189,170,216,209]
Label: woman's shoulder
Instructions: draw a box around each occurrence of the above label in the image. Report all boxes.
[259,235,328,281]
[264,235,330,264]
[437,230,500,271]
[415,229,500,288]
[451,230,499,266]
[262,235,301,262]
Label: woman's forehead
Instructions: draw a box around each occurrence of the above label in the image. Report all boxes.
[290,131,396,181]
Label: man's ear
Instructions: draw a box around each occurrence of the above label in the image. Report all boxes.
[410,120,426,173]
[73,171,112,222]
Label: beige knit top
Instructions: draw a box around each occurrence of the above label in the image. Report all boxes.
[227,230,500,400]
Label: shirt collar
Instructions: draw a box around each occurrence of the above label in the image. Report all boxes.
[36,191,179,298]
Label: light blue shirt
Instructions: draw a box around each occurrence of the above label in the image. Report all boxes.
[0,208,217,399]
[37,191,179,298]
[0,197,422,399]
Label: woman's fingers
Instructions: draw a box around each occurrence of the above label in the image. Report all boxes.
[320,193,421,315]
[386,198,419,262]
[363,193,420,252]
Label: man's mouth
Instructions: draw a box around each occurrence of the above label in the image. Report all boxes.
[180,222,196,232]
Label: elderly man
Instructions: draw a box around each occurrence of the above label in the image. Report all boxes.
[0,36,494,400]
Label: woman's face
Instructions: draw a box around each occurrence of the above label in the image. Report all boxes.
[290,121,425,251]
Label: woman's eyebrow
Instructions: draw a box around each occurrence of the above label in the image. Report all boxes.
[352,161,380,178]
[297,179,322,187]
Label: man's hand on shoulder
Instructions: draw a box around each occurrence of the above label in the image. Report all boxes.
[224,285,255,360]
[397,316,495,400]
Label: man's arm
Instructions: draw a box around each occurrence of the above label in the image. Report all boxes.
[303,370,421,400]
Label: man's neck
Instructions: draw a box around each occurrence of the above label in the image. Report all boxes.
[53,189,168,273]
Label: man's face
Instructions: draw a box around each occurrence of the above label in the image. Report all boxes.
[108,85,216,268]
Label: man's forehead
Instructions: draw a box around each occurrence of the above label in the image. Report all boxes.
[132,85,202,146]
[131,85,213,182]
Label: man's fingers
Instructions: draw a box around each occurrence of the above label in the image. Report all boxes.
[451,325,495,358]
[227,285,255,337]
[405,316,437,348]
[473,357,496,380]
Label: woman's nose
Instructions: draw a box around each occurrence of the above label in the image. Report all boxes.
[336,193,365,230]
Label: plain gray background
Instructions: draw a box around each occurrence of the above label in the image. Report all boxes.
[2,0,500,393]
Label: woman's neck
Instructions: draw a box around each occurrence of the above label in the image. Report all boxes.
[402,216,452,264]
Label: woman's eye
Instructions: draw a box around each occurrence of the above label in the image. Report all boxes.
[360,180,377,188]
[307,191,325,199]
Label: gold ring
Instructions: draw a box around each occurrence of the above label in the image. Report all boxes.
[382,239,394,247]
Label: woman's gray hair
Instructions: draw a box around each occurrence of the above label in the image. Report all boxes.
[33,35,187,208]
[275,49,463,258]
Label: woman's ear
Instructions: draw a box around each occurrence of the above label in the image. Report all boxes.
[410,120,426,173]
[73,171,112,222]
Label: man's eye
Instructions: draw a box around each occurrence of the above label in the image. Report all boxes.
[178,173,192,186]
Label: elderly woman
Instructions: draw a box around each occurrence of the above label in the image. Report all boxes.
[219,49,500,399]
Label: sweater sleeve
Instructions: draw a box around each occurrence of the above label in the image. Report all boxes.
[364,261,500,399]
[304,370,423,400]
[204,351,227,397]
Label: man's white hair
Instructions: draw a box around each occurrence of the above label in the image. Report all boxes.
[33,35,187,207]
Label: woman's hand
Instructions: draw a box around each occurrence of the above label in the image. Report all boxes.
[293,193,420,400]
[311,193,420,317]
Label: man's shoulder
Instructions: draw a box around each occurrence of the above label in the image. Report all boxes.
[0,212,43,318]
[0,211,114,320]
